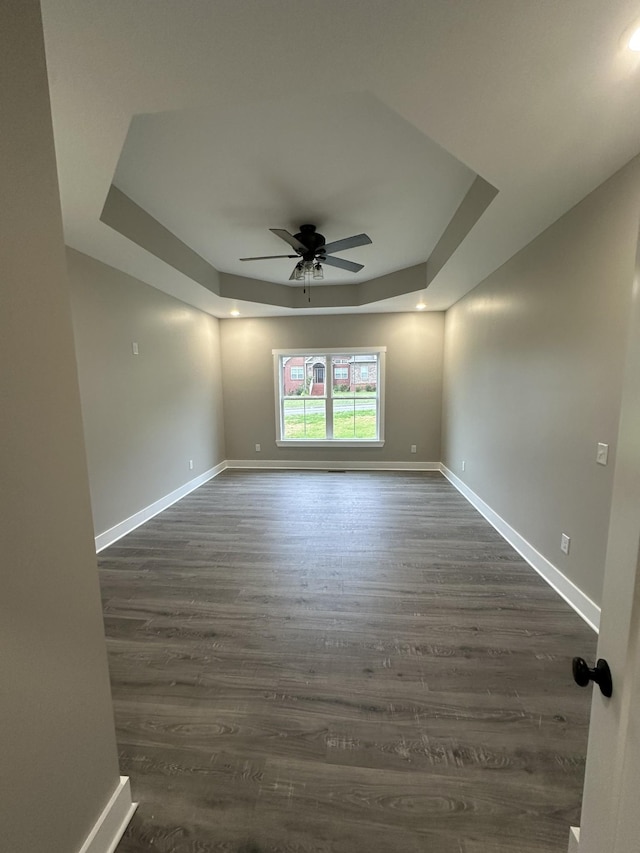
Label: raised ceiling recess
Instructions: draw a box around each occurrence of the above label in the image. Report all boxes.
[102,94,497,310]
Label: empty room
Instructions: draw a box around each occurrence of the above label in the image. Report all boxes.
[3,3,640,853]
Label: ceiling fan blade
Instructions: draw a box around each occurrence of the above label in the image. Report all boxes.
[321,233,372,255]
[239,254,298,261]
[270,228,306,252]
[322,255,364,273]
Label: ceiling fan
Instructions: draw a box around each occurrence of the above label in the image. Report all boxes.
[239,224,372,281]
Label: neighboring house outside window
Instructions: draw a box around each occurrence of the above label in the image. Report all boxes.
[282,356,306,395]
[273,347,386,446]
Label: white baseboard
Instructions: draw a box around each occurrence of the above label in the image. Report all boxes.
[568,826,580,853]
[440,465,600,633]
[77,776,137,853]
[95,462,227,551]
[225,459,441,471]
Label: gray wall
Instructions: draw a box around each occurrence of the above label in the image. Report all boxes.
[220,312,444,463]
[443,156,640,607]
[68,249,226,537]
[0,3,122,852]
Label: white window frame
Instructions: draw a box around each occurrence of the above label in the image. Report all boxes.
[289,366,304,380]
[273,346,386,447]
[333,366,349,381]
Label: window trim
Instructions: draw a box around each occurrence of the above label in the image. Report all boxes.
[273,347,386,447]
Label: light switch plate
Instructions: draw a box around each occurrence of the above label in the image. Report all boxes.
[596,442,609,466]
[561,533,571,555]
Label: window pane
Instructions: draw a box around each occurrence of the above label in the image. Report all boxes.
[333,397,377,439]
[283,398,326,439]
[354,399,377,438]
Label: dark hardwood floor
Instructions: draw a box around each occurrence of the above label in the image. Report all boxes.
[99,470,596,853]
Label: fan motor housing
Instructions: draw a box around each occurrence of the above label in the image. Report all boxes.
[294,224,326,260]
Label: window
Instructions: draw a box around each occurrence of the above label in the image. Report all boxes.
[273,347,385,446]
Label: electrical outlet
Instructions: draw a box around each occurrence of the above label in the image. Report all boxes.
[561,533,571,555]
[255,444,261,452]
[596,442,609,466]
[410,444,417,453]
[189,459,193,470]
[462,460,466,472]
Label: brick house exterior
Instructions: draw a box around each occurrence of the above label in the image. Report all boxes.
[332,356,377,392]
[282,356,306,395]
[282,355,378,396]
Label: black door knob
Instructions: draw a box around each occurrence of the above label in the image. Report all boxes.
[572,657,613,698]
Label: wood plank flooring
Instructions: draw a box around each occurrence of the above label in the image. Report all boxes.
[99,470,597,853]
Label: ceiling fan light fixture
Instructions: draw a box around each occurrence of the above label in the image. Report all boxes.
[294,262,304,281]
[313,263,324,280]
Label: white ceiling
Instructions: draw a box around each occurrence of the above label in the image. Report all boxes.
[41,0,640,317]
[113,94,476,286]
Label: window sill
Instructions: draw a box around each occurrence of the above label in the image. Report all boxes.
[275,440,385,448]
